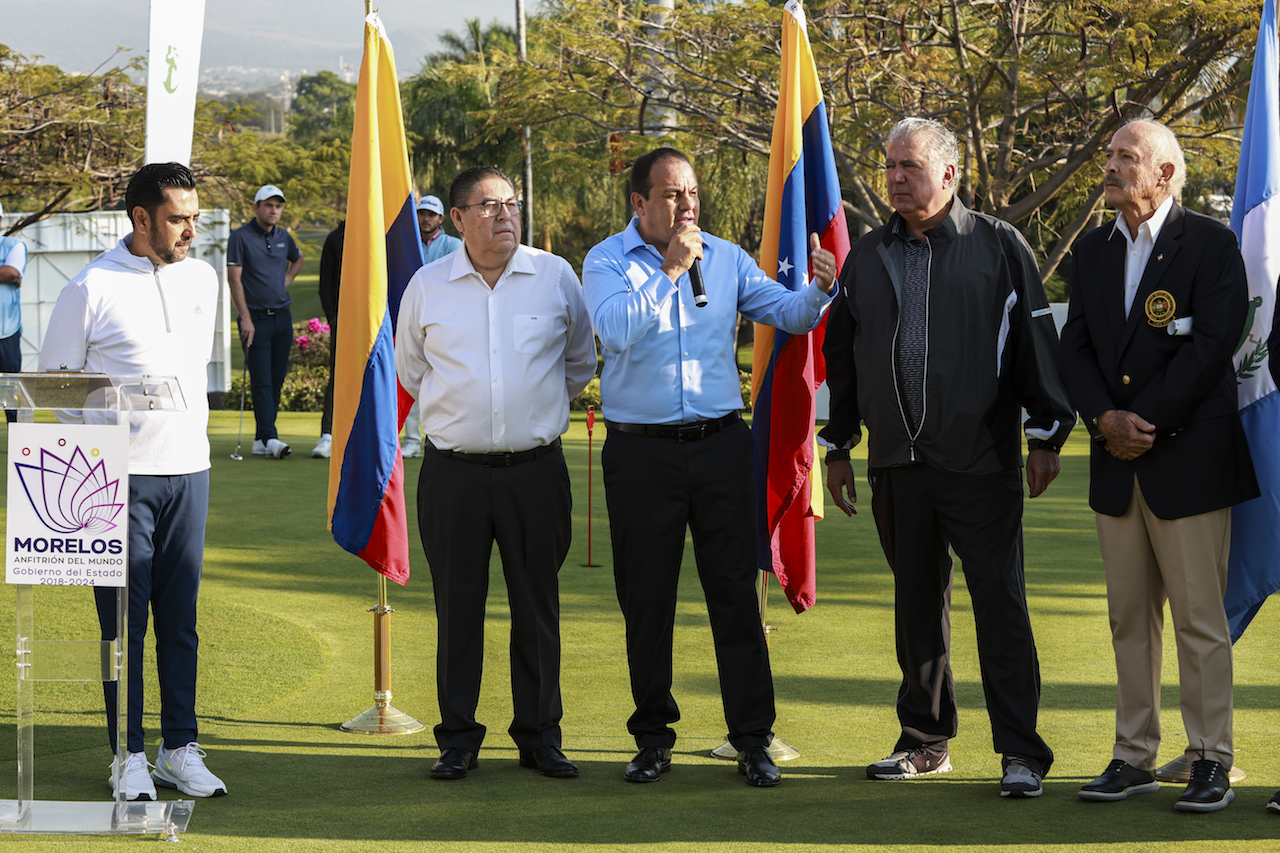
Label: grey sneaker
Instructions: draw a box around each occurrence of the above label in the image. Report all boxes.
[1001,755,1043,798]
[866,746,951,780]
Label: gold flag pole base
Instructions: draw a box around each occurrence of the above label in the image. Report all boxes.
[341,577,425,734]
[710,570,800,761]
[711,735,801,762]
[341,690,426,735]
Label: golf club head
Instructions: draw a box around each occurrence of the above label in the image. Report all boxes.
[230,449,243,461]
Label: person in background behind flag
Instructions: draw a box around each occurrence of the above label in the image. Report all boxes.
[400,194,462,459]
[417,193,461,264]
[821,118,1073,799]
[38,162,227,802]
[582,147,836,788]
[312,221,344,459]
[395,166,596,781]
[227,184,304,459]
[1061,119,1257,813]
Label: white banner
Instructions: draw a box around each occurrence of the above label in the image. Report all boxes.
[144,0,208,166]
[5,423,130,587]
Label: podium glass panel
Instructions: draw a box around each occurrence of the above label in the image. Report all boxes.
[1,373,194,839]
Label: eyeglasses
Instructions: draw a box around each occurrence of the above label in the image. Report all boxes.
[457,199,523,217]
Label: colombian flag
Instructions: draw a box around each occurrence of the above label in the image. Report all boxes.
[326,13,419,585]
[751,0,849,614]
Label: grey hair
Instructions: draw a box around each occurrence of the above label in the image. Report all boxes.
[887,118,960,177]
[1121,119,1186,198]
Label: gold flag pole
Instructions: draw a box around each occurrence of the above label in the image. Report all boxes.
[342,575,425,733]
[710,570,800,761]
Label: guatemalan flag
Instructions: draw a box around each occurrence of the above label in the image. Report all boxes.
[751,0,850,614]
[326,13,419,585]
[1226,0,1280,640]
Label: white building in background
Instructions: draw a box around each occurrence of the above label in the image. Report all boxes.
[7,210,233,402]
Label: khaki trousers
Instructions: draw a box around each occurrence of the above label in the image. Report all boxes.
[1095,477,1233,770]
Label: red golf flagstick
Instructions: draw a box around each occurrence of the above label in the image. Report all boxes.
[586,405,599,567]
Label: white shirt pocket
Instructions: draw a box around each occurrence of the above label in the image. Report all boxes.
[512,313,561,355]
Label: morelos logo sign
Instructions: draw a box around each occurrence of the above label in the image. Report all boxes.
[6,423,130,587]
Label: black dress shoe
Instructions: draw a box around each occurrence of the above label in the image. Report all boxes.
[519,745,579,778]
[1174,759,1233,812]
[1078,759,1159,801]
[737,746,782,788]
[430,748,478,780]
[623,747,672,783]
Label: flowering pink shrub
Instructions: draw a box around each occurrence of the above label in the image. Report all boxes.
[295,335,310,348]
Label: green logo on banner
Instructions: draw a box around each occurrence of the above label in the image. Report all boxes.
[163,46,179,94]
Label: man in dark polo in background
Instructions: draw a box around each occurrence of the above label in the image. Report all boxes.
[227,184,303,459]
[582,147,837,788]
[822,117,1074,799]
[1060,119,1257,813]
[395,166,596,782]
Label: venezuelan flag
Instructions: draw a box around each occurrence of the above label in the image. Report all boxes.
[751,0,849,614]
[326,12,419,585]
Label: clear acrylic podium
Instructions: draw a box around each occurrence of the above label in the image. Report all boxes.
[0,373,194,840]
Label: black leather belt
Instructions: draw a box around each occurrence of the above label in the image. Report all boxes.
[605,412,741,442]
[436,437,561,467]
[250,308,284,316]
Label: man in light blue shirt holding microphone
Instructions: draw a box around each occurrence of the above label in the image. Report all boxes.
[582,146,837,788]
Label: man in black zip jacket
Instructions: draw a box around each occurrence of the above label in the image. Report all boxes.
[820,118,1074,798]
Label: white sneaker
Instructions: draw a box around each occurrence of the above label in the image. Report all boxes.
[152,742,227,797]
[252,439,268,456]
[401,438,422,458]
[311,434,332,458]
[109,751,157,801]
[265,438,291,459]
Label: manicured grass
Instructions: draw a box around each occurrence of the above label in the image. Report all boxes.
[0,413,1278,851]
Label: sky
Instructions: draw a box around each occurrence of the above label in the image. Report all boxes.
[0,0,522,79]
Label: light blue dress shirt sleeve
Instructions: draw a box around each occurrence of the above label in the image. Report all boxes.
[582,219,834,424]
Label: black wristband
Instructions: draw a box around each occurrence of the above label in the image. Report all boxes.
[825,448,851,464]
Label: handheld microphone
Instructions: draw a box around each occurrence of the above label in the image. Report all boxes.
[689,258,708,307]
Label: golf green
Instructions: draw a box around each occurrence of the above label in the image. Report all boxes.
[0,411,1277,851]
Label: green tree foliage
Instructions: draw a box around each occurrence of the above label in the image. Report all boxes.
[289,70,357,148]
[402,19,523,195]
[0,44,348,232]
[467,0,1258,281]
[0,45,147,228]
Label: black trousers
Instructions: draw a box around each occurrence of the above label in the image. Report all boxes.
[320,317,337,436]
[417,444,570,753]
[602,420,775,751]
[869,463,1053,775]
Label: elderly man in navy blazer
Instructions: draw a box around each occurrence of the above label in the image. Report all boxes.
[1059,119,1258,813]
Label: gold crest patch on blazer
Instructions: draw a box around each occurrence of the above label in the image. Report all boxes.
[1145,290,1176,328]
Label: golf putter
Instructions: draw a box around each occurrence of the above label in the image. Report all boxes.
[231,363,247,460]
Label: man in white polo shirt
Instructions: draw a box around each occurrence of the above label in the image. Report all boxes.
[40,162,227,802]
